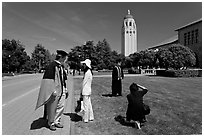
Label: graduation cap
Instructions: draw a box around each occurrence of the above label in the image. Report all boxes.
[56,50,68,57]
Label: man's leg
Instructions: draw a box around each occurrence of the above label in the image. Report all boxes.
[43,104,47,119]
[54,94,66,128]
[47,95,58,131]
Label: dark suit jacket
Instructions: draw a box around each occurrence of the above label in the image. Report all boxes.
[126,88,148,121]
[112,65,124,81]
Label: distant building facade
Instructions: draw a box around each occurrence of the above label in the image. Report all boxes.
[121,10,137,56]
[148,18,202,68]
[175,19,202,68]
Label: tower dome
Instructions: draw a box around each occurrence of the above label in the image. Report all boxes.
[124,10,133,19]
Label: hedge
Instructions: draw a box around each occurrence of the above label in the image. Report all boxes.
[156,69,202,77]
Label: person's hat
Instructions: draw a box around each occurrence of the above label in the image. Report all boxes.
[81,59,91,69]
[57,50,68,57]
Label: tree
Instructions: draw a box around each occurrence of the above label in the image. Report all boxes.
[83,41,98,68]
[168,44,196,69]
[67,39,122,70]
[110,50,121,68]
[2,39,30,73]
[129,52,141,68]
[138,49,156,68]
[68,45,83,70]
[31,44,52,71]
[157,44,196,69]
[157,48,173,69]
[95,39,112,69]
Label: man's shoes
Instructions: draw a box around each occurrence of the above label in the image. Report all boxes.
[135,121,141,129]
[49,123,56,131]
[55,123,64,128]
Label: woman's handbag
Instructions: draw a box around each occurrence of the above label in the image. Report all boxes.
[75,100,81,113]
[143,103,150,115]
[75,97,83,113]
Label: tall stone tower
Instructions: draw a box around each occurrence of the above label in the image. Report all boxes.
[121,10,137,56]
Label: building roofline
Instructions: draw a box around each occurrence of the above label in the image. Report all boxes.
[175,18,202,31]
[148,35,178,50]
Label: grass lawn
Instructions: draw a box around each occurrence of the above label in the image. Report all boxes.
[73,75,202,135]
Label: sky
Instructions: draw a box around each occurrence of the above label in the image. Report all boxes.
[2,1,202,56]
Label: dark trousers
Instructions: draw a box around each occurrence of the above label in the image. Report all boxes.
[43,104,47,119]
[112,79,122,96]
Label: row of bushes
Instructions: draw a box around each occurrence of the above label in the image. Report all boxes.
[156,69,202,77]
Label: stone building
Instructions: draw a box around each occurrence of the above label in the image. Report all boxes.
[148,18,202,68]
[175,18,202,68]
[121,10,137,56]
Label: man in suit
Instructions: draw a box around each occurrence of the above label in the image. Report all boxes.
[36,50,68,131]
[112,59,124,96]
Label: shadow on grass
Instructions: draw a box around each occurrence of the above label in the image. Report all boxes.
[114,115,135,128]
[30,117,49,130]
[102,94,116,97]
[64,113,82,122]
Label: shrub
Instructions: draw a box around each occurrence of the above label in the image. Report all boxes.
[157,44,196,70]
[168,44,196,69]
[156,69,202,77]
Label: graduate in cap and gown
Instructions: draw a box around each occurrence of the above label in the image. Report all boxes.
[112,59,124,96]
[35,49,68,131]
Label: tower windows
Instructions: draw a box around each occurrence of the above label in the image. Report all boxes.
[129,22,132,26]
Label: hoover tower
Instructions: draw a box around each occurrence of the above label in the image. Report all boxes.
[121,10,137,56]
